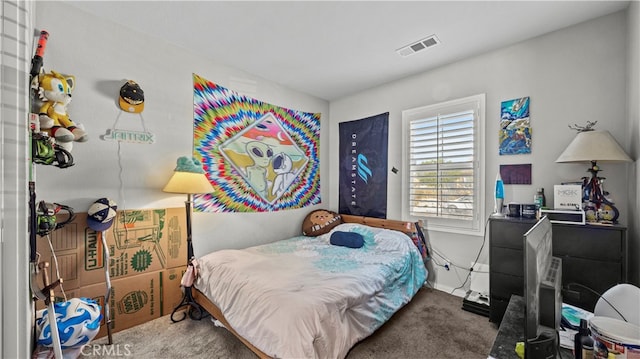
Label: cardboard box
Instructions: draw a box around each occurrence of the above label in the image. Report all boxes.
[34,221,82,291]
[34,271,157,338]
[32,206,190,344]
[554,184,583,210]
[162,267,187,316]
[34,268,186,338]
[36,207,188,293]
[84,271,161,338]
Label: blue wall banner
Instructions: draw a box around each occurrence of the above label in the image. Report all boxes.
[338,113,388,218]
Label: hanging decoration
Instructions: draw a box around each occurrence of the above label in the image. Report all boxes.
[102,80,155,144]
[499,164,532,184]
[499,96,531,155]
[338,113,389,219]
[192,74,321,212]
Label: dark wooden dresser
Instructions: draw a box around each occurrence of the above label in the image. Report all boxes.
[489,217,628,323]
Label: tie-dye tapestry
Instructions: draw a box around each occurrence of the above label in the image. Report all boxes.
[192,74,321,212]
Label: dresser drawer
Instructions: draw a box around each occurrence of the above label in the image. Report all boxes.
[490,247,523,276]
[559,256,623,294]
[490,220,532,250]
[490,272,524,299]
[553,225,623,261]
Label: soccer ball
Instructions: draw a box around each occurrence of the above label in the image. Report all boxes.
[35,297,102,348]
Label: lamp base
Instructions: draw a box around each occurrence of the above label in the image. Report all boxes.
[170,286,206,323]
[491,198,505,217]
[582,160,620,223]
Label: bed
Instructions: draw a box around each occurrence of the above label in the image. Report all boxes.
[191,214,427,359]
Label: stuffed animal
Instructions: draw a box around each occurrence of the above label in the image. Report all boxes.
[301,209,343,236]
[37,70,87,149]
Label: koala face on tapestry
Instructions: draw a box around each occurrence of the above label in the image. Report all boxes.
[219,112,309,204]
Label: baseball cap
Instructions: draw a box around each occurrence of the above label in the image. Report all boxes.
[119,80,144,113]
[87,198,117,231]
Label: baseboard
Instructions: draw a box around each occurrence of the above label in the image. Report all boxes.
[431,283,467,298]
[428,283,491,318]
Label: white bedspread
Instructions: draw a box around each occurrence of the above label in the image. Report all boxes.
[194,223,427,359]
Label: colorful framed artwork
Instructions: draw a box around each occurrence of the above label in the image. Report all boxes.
[499,97,531,155]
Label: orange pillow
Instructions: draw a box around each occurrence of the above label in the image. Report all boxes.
[302,209,343,236]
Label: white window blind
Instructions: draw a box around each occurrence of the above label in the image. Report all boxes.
[403,94,485,234]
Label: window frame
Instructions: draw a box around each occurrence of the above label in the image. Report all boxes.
[402,94,486,236]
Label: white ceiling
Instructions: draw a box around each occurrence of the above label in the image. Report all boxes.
[63,1,629,101]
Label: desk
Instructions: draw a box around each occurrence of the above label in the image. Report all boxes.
[489,295,572,359]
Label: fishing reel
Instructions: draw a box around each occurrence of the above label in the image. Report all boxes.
[32,132,74,168]
[36,201,75,237]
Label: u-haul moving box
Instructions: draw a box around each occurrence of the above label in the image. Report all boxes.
[37,269,186,340]
[34,207,188,337]
[36,208,187,294]
[74,271,162,338]
[162,267,188,316]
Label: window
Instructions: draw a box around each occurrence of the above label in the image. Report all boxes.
[402,94,485,235]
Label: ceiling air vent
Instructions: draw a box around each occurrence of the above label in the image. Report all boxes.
[396,34,440,57]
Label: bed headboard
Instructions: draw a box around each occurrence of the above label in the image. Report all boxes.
[340,214,416,236]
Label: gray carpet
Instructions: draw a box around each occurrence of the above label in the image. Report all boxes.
[81,288,498,359]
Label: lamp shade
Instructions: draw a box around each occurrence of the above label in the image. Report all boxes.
[555,130,632,163]
[163,171,214,194]
[163,156,214,194]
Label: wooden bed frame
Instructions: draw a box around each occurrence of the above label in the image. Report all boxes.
[189,215,418,359]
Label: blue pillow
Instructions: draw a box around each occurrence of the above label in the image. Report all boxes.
[330,231,364,248]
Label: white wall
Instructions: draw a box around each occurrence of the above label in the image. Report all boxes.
[330,11,631,294]
[627,1,639,286]
[34,2,330,257]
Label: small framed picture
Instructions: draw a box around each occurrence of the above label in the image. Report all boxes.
[499,164,532,185]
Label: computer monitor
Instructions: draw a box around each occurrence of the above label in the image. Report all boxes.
[523,216,563,359]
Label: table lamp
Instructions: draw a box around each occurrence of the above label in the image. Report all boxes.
[163,156,214,260]
[555,123,632,221]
